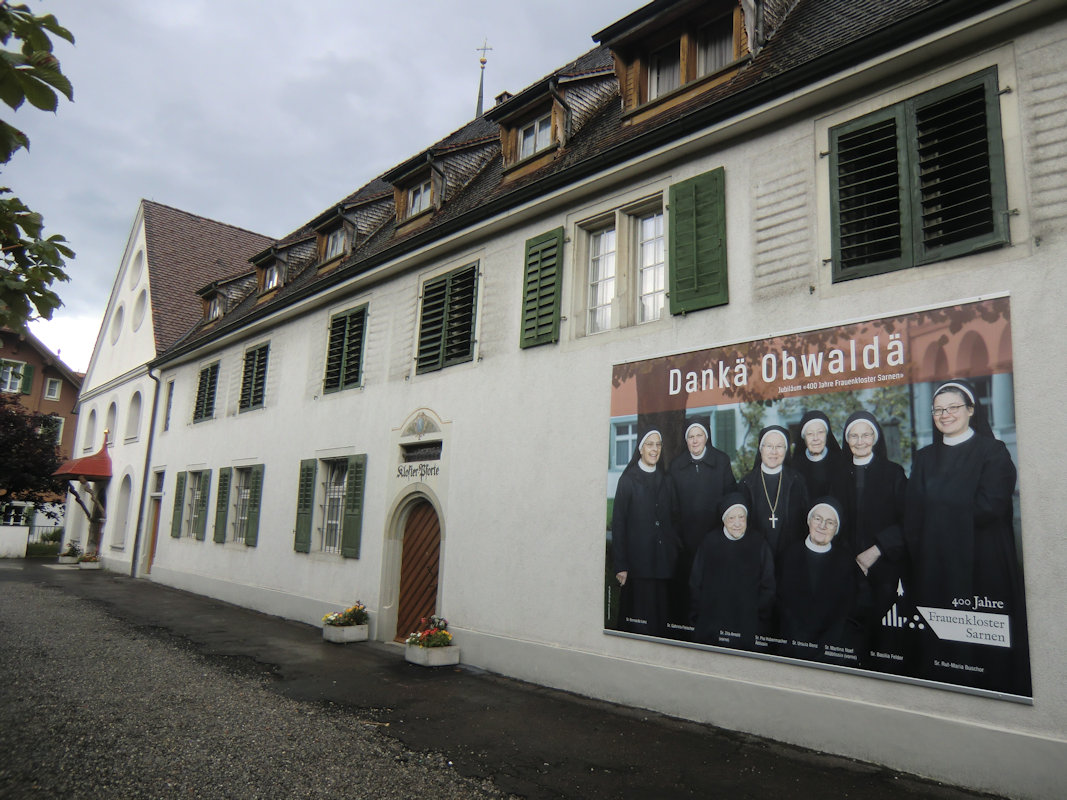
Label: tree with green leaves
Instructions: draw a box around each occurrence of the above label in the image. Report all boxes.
[0,389,63,520]
[0,2,73,330]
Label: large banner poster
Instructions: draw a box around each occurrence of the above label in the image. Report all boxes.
[604,297,1031,700]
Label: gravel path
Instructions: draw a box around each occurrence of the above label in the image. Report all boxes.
[0,579,513,799]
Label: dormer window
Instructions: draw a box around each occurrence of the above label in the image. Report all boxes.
[323,228,346,261]
[207,295,222,321]
[648,41,681,100]
[595,2,744,120]
[697,15,733,77]
[262,263,281,291]
[519,113,553,160]
[408,179,432,218]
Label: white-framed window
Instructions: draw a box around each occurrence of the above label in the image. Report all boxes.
[587,227,616,334]
[207,295,222,320]
[49,415,64,445]
[44,378,61,401]
[648,41,681,100]
[697,15,734,77]
[636,211,666,323]
[519,113,553,160]
[408,179,432,218]
[0,360,26,393]
[324,228,346,261]
[579,198,665,335]
[321,459,348,554]
[611,419,638,470]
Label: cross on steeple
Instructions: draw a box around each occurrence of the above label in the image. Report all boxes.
[476,39,493,117]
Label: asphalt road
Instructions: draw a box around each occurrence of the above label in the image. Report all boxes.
[0,560,1004,799]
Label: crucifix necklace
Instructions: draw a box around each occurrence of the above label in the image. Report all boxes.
[761,470,782,528]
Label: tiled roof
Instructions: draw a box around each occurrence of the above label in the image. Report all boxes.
[157,0,1008,361]
[142,200,273,353]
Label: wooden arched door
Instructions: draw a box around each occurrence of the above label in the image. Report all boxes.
[395,500,441,641]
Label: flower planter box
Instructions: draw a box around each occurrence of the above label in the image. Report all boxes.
[78,561,101,570]
[322,623,369,643]
[58,555,80,565]
[405,644,460,667]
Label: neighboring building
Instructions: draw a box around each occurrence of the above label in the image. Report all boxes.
[0,326,82,527]
[64,200,272,563]
[73,2,1067,797]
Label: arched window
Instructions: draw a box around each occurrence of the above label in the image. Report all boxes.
[111,475,133,549]
[105,402,118,446]
[125,392,142,442]
[83,409,98,452]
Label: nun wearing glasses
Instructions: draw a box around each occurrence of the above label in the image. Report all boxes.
[904,379,1029,694]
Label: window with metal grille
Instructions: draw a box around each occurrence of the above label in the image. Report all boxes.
[232,468,252,543]
[321,459,347,554]
[323,306,366,392]
[186,470,210,539]
[238,344,269,411]
[829,67,1008,281]
[192,363,219,422]
[416,263,478,374]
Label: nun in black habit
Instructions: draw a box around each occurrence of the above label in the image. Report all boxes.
[611,429,680,639]
[776,497,866,664]
[668,417,738,632]
[739,425,810,560]
[830,410,908,669]
[689,493,775,650]
[904,380,1030,695]
[792,410,843,501]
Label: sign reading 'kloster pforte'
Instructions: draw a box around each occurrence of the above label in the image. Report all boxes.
[397,462,441,480]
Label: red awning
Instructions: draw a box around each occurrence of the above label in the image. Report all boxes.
[53,441,112,481]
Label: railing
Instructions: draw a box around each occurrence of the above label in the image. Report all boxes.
[26,525,63,545]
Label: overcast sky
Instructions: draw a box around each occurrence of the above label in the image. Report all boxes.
[9,0,631,372]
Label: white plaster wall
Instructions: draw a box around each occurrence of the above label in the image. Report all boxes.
[141,15,1067,799]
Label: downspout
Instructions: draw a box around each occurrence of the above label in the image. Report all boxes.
[128,368,161,578]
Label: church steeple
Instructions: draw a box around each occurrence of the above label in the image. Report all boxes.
[475,39,492,117]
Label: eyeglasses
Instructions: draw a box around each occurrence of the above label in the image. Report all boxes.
[760,443,786,451]
[642,441,662,449]
[810,514,838,530]
[931,403,967,418]
[846,431,875,442]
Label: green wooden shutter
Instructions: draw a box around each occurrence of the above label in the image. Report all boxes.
[668,166,728,314]
[19,364,34,394]
[340,454,366,559]
[324,307,366,392]
[214,467,232,543]
[830,104,908,279]
[416,274,448,372]
[239,345,269,410]
[907,67,1008,265]
[520,227,564,349]
[194,471,211,541]
[170,472,187,538]
[245,464,264,547]
[293,459,317,553]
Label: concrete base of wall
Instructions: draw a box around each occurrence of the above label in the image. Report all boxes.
[0,527,28,558]
[455,629,1064,800]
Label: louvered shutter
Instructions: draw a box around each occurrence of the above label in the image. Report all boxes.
[908,68,1008,264]
[416,274,448,372]
[520,227,564,348]
[323,308,366,392]
[245,465,264,547]
[668,167,728,314]
[444,264,478,366]
[830,105,908,278]
[214,467,232,543]
[194,471,211,541]
[19,364,33,395]
[293,459,317,553]
[340,454,366,559]
[170,472,187,538]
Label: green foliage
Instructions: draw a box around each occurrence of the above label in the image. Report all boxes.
[0,2,74,329]
[0,390,63,516]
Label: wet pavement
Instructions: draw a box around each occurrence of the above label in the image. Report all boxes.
[0,560,1004,799]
